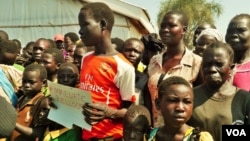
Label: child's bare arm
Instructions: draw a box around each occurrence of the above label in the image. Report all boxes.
[15,122,45,140]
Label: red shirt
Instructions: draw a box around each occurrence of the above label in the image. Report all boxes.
[79,52,135,140]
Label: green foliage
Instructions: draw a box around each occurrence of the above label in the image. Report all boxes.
[157,0,223,49]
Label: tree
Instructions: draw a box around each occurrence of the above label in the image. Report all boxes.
[157,0,223,49]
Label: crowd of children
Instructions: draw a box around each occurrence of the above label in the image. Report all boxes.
[1,1,250,141]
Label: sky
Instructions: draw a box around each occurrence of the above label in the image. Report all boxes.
[122,0,249,36]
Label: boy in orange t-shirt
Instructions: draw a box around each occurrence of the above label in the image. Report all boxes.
[78,2,135,140]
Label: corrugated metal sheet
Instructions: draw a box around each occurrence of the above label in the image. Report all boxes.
[0,0,155,47]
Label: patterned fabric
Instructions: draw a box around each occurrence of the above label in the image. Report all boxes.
[0,68,17,106]
[147,48,202,127]
[0,64,23,93]
[148,127,214,141]
[196,28,224,43]
[43,128,80,141]
[79,52,135,140]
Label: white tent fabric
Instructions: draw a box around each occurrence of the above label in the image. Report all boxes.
[0,0,155,47]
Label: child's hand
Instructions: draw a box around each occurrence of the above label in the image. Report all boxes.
[82,103,117,125]
[47,96,57,109]
[65,55,74,63]
[34,97,54,126]
[82,103,105,125]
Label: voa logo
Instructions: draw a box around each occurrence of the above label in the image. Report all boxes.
[226,129,246,136]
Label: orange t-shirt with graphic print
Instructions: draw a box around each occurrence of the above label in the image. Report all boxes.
[79,52,135,140]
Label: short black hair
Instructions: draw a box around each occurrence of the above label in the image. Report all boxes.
[12,39,22,49]
[58,62,79,76]
[24,63,47,81]
[124,105,151,126]
[75,41,87,51]
[196,22,216,30]
[204,41,234,64]
[231,13,250,22]
[35,38,52,49]
[112,37,124,53]
[0,38,19,54]
[47,38,57,48]
[80,2,114,31]
[0,30,9,40]
[123,38,144,51]
[43,48,64,64]
[158,76,191,100]
[163,10,188,27]
[24,41,35,50]
[64,32,79,44]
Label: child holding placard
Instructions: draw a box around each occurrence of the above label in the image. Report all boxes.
[43,62,81,141]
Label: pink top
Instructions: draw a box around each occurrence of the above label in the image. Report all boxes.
[233,61,250,91]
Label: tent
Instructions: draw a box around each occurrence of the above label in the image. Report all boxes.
[0,0,156,47]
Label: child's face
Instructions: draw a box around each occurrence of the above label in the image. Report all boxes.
[195,35,217,56]
[159,84,193,128]
[23,47,33,59]
[41,53,57,75]
[64,36,73,49]
[202,47,231,87]
[78,9,102,47]
[225,17,250,52]
[123,115,148,141]
[65,44,76,57]
[57,67,78,87]
[56,40,64,50]
[73,48,86,70]
[22,70,44,97]
[65,44,76,63]
[159,13,185,46]
[122,40,144,66]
